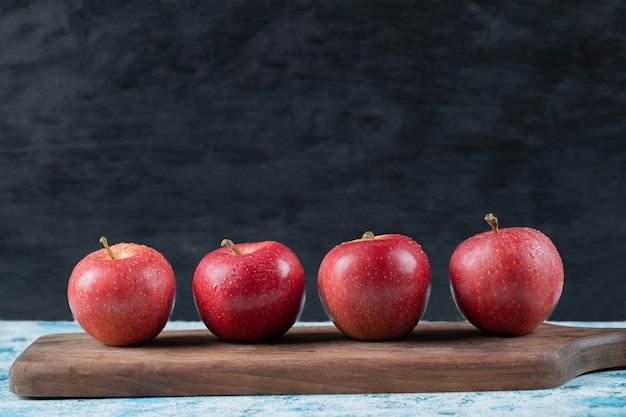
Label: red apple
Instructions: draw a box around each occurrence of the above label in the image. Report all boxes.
[192,239,306,342]
[317,231,432,341]
[67,237,177,346]
[449,214,564,336]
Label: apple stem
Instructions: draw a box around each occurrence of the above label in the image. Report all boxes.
[99,236,117,260]
[221,239,243,255]
[361,231,376,240]
[484,213,499,234]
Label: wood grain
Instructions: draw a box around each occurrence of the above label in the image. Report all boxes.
[9,323,626,398]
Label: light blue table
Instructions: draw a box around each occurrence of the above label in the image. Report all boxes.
[1,321,625,417]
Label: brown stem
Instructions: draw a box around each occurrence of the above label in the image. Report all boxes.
[221,239,243,255]
[361,231,376,240]
[99,236,117,260]
[484,213,499,234]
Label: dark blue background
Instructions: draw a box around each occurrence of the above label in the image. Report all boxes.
[1,1,624,322]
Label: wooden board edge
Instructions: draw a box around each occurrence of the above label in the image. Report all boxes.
[9,323,626,398]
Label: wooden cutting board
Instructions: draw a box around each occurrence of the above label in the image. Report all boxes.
[9,322,626,398]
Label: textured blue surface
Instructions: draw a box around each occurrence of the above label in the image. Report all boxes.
[2,321,625,417]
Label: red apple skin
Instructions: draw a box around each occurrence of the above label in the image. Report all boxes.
[192,240,306,342]
[449,224,564,336]
[67,242,177,346]
[317,233,432,341]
